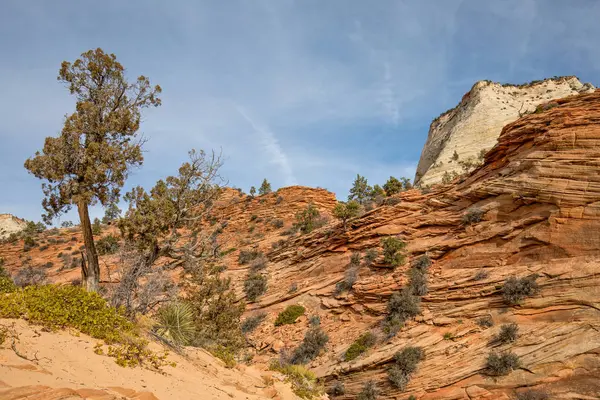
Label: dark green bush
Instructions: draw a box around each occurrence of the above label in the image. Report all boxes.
[477,315,494,328]
[23,235,36,252]
[309,315,320,327]
[413,254,431,270]
[329,380,345,396]
[408,268,428,296]
[344,332,377,361]
[462,207,484,225]
[238,249,263,265]
[363,249,378,266]
[486,351,520,376]
[271,219,284,229]
[497,323,519,343]
[385,288,420,335]
[290,326,329,364]
[275,305,305,326]
[96,234,120,255]
[241,312,267,334]
[243,273,267,302]
[388,346,424,390]
[502,275,539,304]
[357,381,378,400]
[382,236,406,267]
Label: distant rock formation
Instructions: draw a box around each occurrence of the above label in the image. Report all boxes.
[414,76,595,187]
[0,213,26,239]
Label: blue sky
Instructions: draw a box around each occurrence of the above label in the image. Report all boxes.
[1,0,599,223]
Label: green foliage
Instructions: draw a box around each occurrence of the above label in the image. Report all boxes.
[92,218,103,235]
[503,275,539,304]
[154,302,196,345]
[344,332,377,361]
[258,179,272,195]
[388,346,424,390]
[348,174,373,205]
[332,201,361,229]
[357,381,378,400]
[249,186,256,197]
[497,323,519,343]
[309,315,321,327]
[443,332,454,340]
[23,235,36,252]
[363,248,378,266]
[462,207,484,225]
[61,221,74,228]
[24,221,46,235]
[249,255,268,272]
[271,218,284,228]
[413,254,431,270]
[238,249,263,265]
[382,236,406,267]
[290,326,329,364]
[408,268,428,296]
[383,176,403,196]
[107,338,172,370]
[329,380,345,396]
[385,289,421,336]
[244,273,267,302]
[0,277,16,294]
[275,305,305,326]
[270,361,323,399]
[486,351,521,376]
[474,270,489,280]
[294,203,326,234]
[241,312,267,334]
[477,315,494,328]
[96,234,120,255]
[102,203,122,224]
[210,345,237,368]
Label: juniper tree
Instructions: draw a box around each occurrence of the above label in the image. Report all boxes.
[333,200,360,230]
[258,179,272,195]
[383,176,403,196]
[24,48,161,291]
[102,202,121,224]
[348,174,373,205]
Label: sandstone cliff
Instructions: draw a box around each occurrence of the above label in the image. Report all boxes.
[414,76,595,187]
[0,214,26,240]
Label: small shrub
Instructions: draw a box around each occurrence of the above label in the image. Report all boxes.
[350,252,361,266]
[13,266,47,287]
[334,266,358,295]
[241,312,267,334]
[477,315,494,328]
[276,196,284,205]
[294,203,327,234]
[474,270,489,280]
[23,235,36,251]
[486,351,521,375]
[270,361,323,399]
[289,282,298,293]
[154,302,196,345]
[92,218,103,235]
[357,381,378,400]
[413,254,431,270]
[344,332,377,361]
[272,239,286,250]
[309,315,320,327]
[385,288,420,333]
[0,276,16,294]
[516,389,550,400]
[275,305,305,326]
[244,273,267,302]
[503,275,539,304]
[388,346,424,389]
[408,268,428,296]
[250,214,258,221]
[238,249,263,265]
[211,345,236,368]
[43,261,54,268]
[96,235,120,255]
[271,219,284,229]
[497,323,519,343]
[249,255,268,272]
[462,207,484,225]
[363,249,378,266]
[39,244,49,252]
[290,326,329,364]
[443,332,454,340]
[382,236,406,268]
[329,380,345,396]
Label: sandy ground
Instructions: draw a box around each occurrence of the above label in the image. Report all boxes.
[0,319,300,400]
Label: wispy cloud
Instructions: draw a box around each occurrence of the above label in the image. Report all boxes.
[233,104,297,186]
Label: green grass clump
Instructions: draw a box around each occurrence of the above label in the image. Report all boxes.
[270,361,323,399]
[344,332,377,361]
[274,304,305,326]
[154,302,196,345]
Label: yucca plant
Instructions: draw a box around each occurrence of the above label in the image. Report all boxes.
[154,302,196,345]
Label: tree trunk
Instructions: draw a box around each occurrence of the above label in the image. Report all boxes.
[77,200,100,292]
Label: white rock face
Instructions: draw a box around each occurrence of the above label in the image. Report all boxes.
[0,214,27,239]
[414,76,595,187]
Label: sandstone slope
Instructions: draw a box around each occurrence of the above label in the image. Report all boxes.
[414,76,595,187]
[0,318,300,400]
[0,214,26,240]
